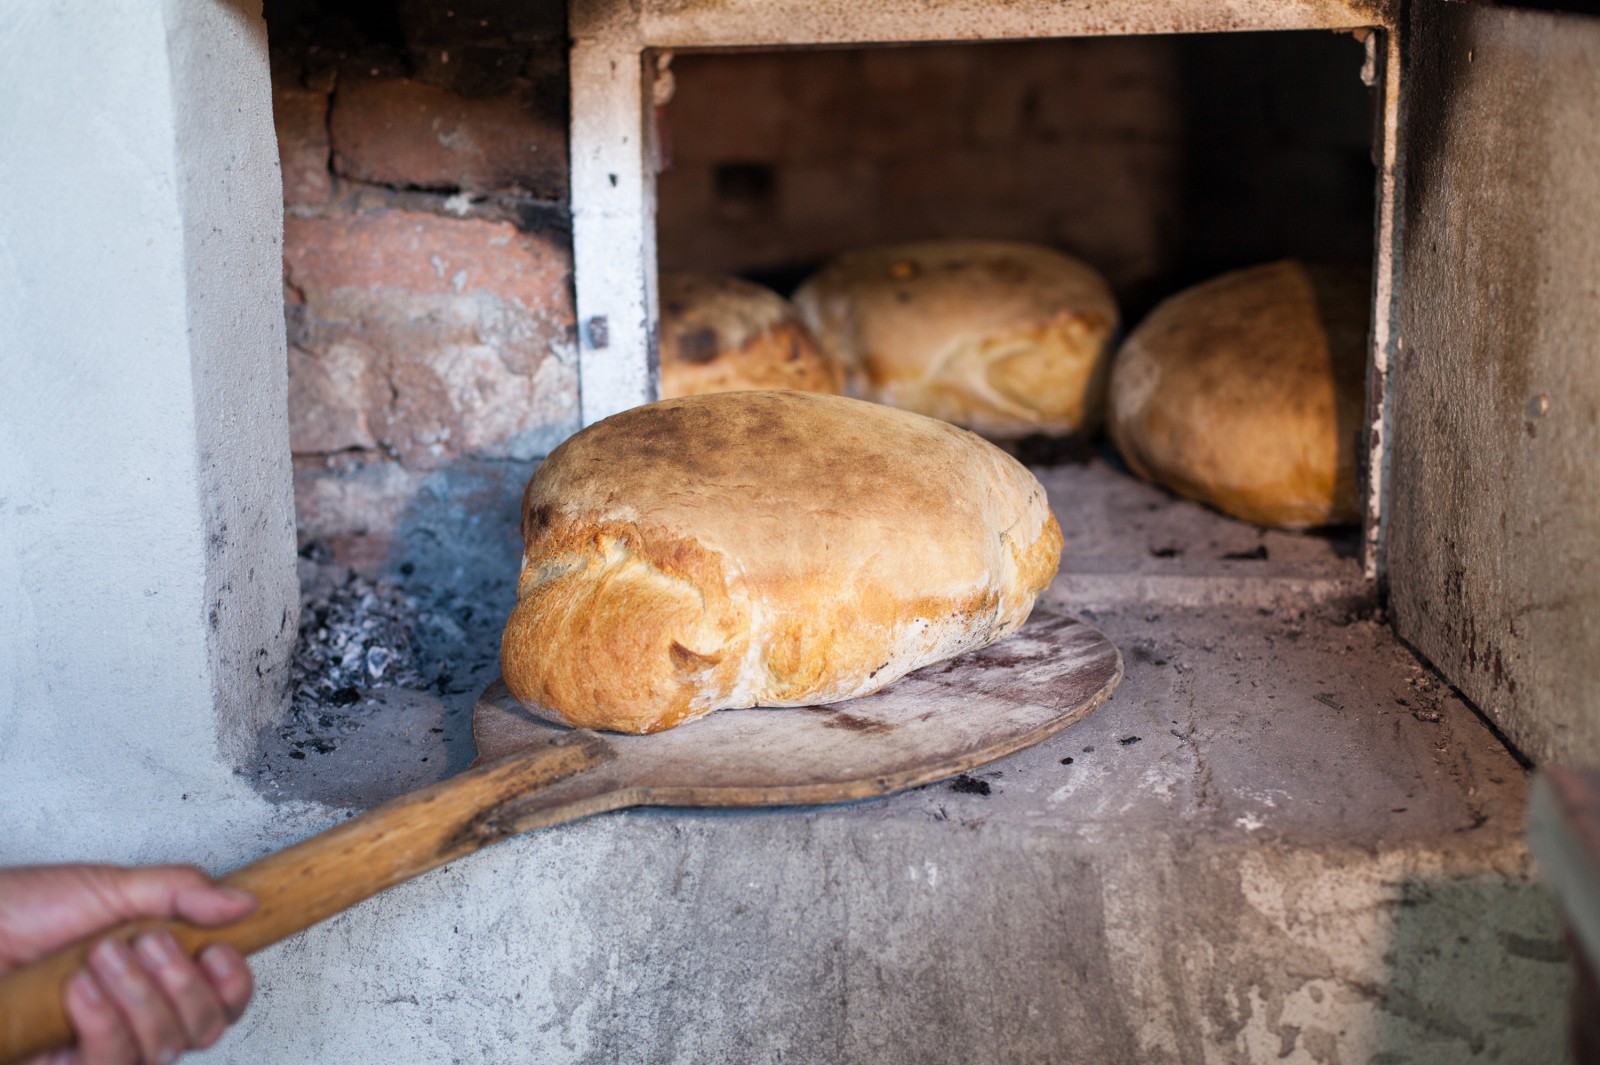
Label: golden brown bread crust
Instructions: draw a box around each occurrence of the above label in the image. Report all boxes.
[501,390,1063,734]
[1107,260,1369,529]
[658,272,845,399]
[792,240,1118,439]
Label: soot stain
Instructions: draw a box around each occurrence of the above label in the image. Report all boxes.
[677,327,720,365]
[819,710,895,735]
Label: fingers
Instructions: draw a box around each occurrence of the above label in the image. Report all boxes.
[62,936,255,1065]
[99,867,256,929]
[198,945,253,1024]
[3,865,258,1065]
[62,968,136,1065]
[0,864,257,971]
[86,939,185,1065]
[132,933,227,1050]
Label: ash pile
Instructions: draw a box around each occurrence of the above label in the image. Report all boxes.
[282,545,507,758]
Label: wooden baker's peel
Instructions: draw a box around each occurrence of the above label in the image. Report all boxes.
[0,610,1120,1063]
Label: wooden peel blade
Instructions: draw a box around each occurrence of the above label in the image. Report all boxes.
[0,731,616,1065]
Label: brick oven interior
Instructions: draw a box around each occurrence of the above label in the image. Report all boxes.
[3,0,1593,1061]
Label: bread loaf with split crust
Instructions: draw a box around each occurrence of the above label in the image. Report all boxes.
[658,272,844,399]
[500,390,1063,734]
[793,240,1118,439]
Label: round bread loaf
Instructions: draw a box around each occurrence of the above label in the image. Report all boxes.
[1107,260,1368,529]
[501,390,1063,734]
[658,272,844,399]
[792,240,1118,439]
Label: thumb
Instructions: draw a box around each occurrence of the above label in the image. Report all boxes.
[91,865,257,928]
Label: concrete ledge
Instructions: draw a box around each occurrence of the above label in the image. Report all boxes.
[214,600,1564,1064]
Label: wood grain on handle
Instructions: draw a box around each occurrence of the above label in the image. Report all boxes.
[0,731,615,1065]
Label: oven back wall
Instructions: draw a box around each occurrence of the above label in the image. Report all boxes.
[1389,1,1600,765]
[657,32,1375,314]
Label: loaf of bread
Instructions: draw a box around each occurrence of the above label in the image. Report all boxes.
[792,240,1118,439]
[658,272,844,399]
[500,390,1063,734]
[1107,260,1368,529]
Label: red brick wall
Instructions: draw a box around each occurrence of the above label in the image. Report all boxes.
[269,4,573,571]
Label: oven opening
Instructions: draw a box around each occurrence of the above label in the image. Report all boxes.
[261,15,1393,800]
[654,31,1378,582]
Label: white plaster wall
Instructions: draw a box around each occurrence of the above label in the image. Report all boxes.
[0,0,303,866]
[168,0,303,764]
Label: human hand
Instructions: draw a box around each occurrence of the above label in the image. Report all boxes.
[0,864,256,1065]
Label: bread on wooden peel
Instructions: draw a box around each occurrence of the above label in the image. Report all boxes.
[792,240,1119,440]
[659,272,845,399]
[500,390,1063,734]
[1107,260,1368,530]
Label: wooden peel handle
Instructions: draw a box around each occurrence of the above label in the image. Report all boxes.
[0,732,614,1065]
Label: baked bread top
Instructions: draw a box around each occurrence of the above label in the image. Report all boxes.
[793,240,1118,439]
[658,272,844,399]
[501,390,1062,733]
[1108,260,1368,529]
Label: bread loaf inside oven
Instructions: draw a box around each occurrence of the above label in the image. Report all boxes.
[793,240,1119,440]
[1108,260,1368,530]
[659,272,844,399]
[500,390,1062,733]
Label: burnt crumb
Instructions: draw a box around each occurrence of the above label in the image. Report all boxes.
[400,562,416,577]
[1060,757,1074,765]
[1129,643,1169,667]
[1150,546,1183,559]
[948,774,992,796]
[1083,746,1095,753]
[1222,545,1270,561]
[1118,735,1142,746]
